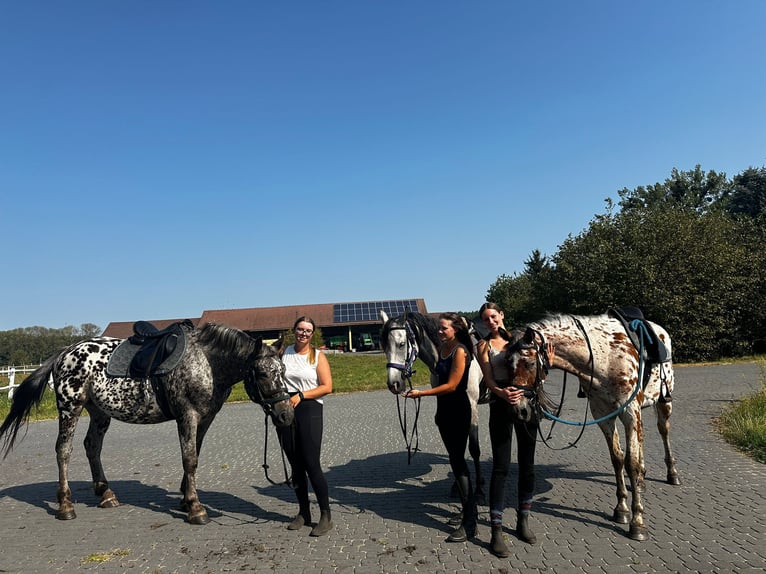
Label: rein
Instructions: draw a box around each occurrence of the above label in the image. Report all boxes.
[386,319,422,463]
[535,318,652,449]
[260,411,292,487]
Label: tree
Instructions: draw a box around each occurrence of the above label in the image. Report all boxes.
[723,166,766,218]
[617,165,730,214]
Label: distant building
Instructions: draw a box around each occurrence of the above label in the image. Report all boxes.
[101,298,429,352]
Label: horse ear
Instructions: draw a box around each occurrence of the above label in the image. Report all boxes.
[379,310,389,324]
[251,335,264,351]
[523,327,536,342]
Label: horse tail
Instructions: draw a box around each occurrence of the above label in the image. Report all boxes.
[0,352,59,459]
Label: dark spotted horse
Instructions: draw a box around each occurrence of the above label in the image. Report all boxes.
[0,320,294,525]
[379,310,487,503]
[503,307,679,540]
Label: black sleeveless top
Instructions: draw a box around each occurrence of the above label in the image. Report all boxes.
[434,345,471,417]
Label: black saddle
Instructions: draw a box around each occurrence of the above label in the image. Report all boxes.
[608,306,670,364]
[107,320,194,379]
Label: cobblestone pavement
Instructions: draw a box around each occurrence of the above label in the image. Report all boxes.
[0,362,764,573]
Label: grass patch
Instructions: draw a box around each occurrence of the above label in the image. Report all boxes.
[0,353,432,422]
[81,549,130,564]
[716,373,766,464]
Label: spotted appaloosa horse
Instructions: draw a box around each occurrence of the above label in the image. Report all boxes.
[505,313,679,541]
[379,310,485,503]
[0,323,294,525]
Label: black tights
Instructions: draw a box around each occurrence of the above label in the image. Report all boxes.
[488,399,538,516]
[436,405,471,481]
[277,399,330,510]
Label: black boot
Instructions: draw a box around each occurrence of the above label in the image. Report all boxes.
[310,508,333,537]
[446,475,477,542]
[516,510,537,544]
[490,523,510,557]
[287,505,312,530]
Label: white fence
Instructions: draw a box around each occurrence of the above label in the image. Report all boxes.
[0,366,41,399]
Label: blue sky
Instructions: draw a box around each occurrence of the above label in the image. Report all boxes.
[2,1,764,331]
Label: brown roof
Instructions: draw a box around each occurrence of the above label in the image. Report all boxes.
[101,299,428,337]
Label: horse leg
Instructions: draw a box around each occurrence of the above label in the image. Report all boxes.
[622,406,648,540]
[596,418,631,525]
[177,417,209,525]
[54,413,80,520]
[84,412,119,509]
[656,401,681,485]
[467,422,485,505]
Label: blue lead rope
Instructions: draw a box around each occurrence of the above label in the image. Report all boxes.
[542,320,650,426]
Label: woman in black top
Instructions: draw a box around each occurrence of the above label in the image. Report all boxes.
[403,312,477,543]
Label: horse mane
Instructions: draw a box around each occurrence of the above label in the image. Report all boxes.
[197,323,259,359]
[406,312,440,345]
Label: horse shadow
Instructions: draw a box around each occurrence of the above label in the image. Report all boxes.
[0,479,182,519]
[0,479,274,524]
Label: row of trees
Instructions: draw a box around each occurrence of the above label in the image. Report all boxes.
[483,165,766,363]
[0,324,102,366]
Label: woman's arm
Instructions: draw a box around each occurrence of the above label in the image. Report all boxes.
[408,346,468,398]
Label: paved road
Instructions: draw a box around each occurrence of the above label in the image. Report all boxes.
[0,363,764,573]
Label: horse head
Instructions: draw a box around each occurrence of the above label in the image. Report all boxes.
[504,327,554,423]
[245,342,294,427]
[379,310,419,395]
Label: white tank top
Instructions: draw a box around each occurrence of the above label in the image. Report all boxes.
[282,345,324,404]
[488,344,509,383]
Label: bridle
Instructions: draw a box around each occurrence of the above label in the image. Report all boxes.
[245,363,293,487]
[384,316,422,463]
[385,318,419,379]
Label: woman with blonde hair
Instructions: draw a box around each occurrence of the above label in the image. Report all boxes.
[277,316,334,536]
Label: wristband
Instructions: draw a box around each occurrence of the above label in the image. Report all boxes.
[297,391,305,401]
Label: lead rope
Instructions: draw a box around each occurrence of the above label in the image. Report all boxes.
[260,411,292,487]
[398,321,422,463]
[397,379,421,464]
[539,318,649,439]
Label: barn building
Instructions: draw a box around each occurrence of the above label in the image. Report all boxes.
[101,298,429,352]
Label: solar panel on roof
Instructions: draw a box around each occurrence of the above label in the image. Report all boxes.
[333,300,419,323]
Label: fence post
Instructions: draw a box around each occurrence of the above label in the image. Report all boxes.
[8,367,16,400]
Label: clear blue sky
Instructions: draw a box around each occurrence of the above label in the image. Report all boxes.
[2,1,764,331]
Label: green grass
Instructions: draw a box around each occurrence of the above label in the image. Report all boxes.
[716,369,766,464]
[0,353,433,422]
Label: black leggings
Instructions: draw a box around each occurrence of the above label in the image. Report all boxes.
[277,399,330,510]
[488,398,538,513]
[436,403,471,480]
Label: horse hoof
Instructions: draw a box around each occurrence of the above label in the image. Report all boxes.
[628,525,649,541]
[56,509,77,520]
[188,512,210,525]
[99,496,120,509]
[613,510,630,524]
[667,475,681,486]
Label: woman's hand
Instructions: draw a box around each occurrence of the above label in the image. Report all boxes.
[403,388,421,399]
[546,341,556,365]
[494,386,525,405]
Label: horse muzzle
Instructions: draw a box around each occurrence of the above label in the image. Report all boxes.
[512,398,535,423]
[270,401,295,427]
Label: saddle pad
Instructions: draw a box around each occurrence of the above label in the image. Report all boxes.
[106,333,187,378]
[608,307,670,363]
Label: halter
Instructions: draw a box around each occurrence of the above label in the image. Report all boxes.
[385,317,422,463]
